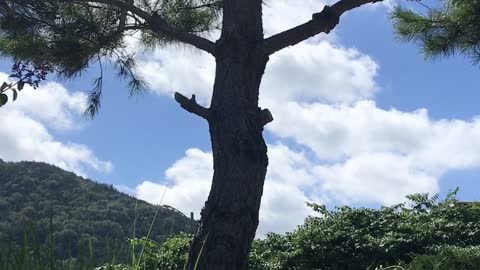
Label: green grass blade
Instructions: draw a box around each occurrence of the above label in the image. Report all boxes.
[136,188,167,269]
[194,233,209,270]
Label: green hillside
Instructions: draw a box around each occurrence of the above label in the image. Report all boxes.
[0,159,193,263]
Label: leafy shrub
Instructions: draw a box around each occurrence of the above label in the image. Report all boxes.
[249,189,480,270]
[98,233,191,270]
[151,233,191,270]
[378,246,480,270]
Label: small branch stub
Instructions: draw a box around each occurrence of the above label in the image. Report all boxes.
[312,5,340,34]
[174,92,210,120]
[259,108,273,127]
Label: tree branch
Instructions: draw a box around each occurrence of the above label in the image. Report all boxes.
[178,1,222,10]
[174,92,210,120]
[264,0,384,55]
[71,0,216,55]
[150,11,216,55]
[117,0,132,33]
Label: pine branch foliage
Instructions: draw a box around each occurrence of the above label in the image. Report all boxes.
[0,0,221,113]
[392,0,480,64]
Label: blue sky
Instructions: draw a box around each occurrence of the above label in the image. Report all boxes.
[1,0,480,235]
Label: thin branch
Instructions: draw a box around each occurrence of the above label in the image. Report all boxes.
[85,56,104,117]
[150,11,216,55]
[70,0,216,55]
[117,0,132,33]
[174,92,210,120]
[122,25,146,31]
[264,0,384,55]
[178,1,222,10]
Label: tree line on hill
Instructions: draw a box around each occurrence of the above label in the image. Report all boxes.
[0,160,194,265]
[2,160,480,270]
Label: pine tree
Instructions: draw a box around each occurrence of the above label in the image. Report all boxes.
[392,0,480,65]
[0,0,397,269]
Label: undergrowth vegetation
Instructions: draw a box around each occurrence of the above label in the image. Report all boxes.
[2,189,480,270]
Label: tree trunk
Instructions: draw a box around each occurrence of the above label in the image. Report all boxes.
[186,1,269,269]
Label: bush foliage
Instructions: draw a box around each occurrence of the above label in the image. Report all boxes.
[249,189,480,270]
[107,189,480,270]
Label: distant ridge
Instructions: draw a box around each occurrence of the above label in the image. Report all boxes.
[0,160,193,262]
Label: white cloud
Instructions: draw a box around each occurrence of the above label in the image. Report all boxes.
[263,0,327,38]
[268,100,480,205]
[0,73,112,175]
[268,100,429,160]
[314,153,438,205]
[136,149,213,215]
[129,0,480,236]
[261,41,378,106]
[138,38,378,108]
[6,82,88,130]
[136,145,316,236]
[135,1,378,107]
[134,99,480,234]
[269,100,480,170]
[262,0,390,38]
[139,47,215,106]
[258,145,317,235]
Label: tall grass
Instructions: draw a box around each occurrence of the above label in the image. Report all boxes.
[0,202,156,269]
[0,189,204,270]
[0,225,67,270]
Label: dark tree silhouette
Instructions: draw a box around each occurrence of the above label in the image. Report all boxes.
[0,0,401,269]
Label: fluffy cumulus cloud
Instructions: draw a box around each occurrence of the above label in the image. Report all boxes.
[262,0,389,37]
[261,41,378,105]
[314,153,438,205]
[136,148,213,216]
[139,47,215,106]
[268,101,429,160]
[5,82,87,130]
[130,0,480,235]
[270,100,480,204]
[139,40,379,106]
[263,0,327,38]
[136,100,480,234]
[136,145,316,236]
[0,73,112,175]
[257,145,317,235]
[135,0,379,106]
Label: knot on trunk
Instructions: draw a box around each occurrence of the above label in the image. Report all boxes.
[151,11,168,28]
[312,5,340,34]
[258,108,273,127]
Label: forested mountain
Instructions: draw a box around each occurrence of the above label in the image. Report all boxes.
[0,159,193,262]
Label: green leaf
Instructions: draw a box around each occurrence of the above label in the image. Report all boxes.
[17,81,25,91]
[0,93,8,107]
[12,89,17,101]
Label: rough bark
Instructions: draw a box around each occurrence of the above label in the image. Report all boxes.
[185,1,270,269]
[171,0,385,269]
[0,0,393,268]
